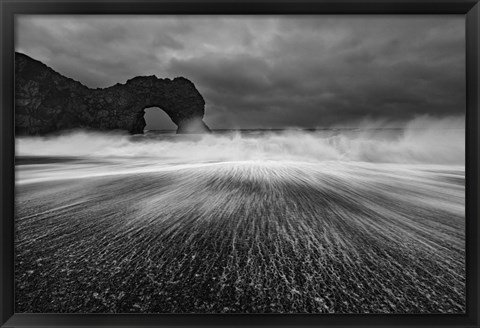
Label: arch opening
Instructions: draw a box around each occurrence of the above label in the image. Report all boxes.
[143,107,177,132]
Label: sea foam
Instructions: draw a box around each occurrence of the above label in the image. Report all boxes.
[16,115,464,165]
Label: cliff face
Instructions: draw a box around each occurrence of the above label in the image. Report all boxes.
[15,52,211,135]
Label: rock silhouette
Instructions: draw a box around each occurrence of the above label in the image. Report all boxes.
[15,52,210,135]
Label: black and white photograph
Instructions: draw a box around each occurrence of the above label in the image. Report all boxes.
[14,15,465,314]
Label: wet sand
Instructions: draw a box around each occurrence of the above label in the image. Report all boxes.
[15,160,465,313]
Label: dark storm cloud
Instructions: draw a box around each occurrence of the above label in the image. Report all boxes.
[16,15,465,129]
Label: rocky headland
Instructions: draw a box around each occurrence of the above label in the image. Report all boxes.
[15,52,211,135]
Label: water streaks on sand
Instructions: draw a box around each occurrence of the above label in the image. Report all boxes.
[15,160,465,313]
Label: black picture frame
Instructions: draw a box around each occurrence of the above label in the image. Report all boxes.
[1,0,479,327]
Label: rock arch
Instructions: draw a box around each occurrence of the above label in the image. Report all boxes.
[15,52,211,135]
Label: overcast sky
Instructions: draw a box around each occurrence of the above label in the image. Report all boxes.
[16,15,465,129]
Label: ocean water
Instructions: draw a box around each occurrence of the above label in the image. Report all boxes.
[14,116,466,313]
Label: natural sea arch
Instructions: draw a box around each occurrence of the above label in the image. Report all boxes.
[15,52,211,135]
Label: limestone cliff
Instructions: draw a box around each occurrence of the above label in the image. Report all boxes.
[15,52,211,135]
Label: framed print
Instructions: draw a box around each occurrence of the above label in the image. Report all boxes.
[1,0,479,327]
